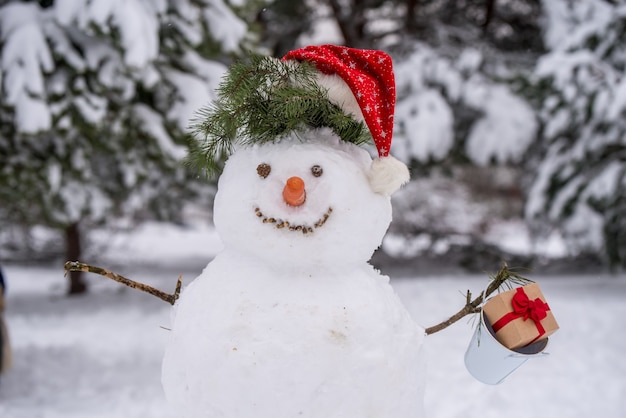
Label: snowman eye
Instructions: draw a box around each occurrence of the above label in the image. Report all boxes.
[311,165,323,177]
[257,163,271,179]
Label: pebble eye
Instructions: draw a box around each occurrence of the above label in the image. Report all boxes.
[257,163,271,179]
[311,165,323,177]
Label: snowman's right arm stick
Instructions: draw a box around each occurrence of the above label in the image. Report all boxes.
[64,261,182,305]
[424,262,527,335]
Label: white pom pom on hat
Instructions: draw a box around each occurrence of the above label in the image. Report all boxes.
[368,154,411,195]
[283,44,410,196]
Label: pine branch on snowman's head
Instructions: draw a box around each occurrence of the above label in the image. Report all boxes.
[189,45,410,196]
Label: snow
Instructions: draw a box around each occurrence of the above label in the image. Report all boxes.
[113,0,163,69]
[3,125,621,417]
[464,85,537,166]
[607,76,626,121]
[212,131,393,268]
[393,46,457,163]
[0,0,245,239]
[55,0,165,69]
[541,0,613,52]
[394,44,537,166]
[298,6,343,47]
[535,50,596,91]
[543,108,570,139]
[160,130,424,417]
[391,176,488,237]
[561,205,606,254]
[57,181,86,224]
[1,1,624,414]
[1,243,624,417]
[584,162,622,201]
[91,221,223,269]
[456,49,483,74]
[396,89,454,162]
[165,69,221,132]
[0,2,53,133]
[134,104,187,160]
[47,163,62,193]
[202,0,247,52]
[181,50,227,90]
[528,0,626,256]
[74,94,108,125]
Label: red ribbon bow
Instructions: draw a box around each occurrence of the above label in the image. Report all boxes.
[491,287,551,344]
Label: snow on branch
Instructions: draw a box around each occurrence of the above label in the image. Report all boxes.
[0,2,53,133]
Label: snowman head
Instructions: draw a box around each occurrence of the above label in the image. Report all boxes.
[191,45,410,195]
[214,128,392,269]
[192,45,411,268]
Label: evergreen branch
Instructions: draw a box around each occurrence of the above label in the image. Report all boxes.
[187,55,372,177]
[424,262,532,335]
[64,261,182,305]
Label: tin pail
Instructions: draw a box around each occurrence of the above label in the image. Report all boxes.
[464,310,549,385]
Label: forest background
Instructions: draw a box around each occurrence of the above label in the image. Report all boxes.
[1,0,625,295]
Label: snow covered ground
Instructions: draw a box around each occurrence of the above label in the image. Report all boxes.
[1,223,625,418]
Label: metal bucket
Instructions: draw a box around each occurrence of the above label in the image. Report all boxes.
[464,310,549,385]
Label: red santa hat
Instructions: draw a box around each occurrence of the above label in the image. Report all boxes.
[283,45,410,196]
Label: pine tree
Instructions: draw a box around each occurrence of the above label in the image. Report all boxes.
[0,0,249,293]
[519,0,626,270]
[393,43,538,167]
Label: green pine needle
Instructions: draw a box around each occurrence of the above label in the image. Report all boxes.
[187,55,372,177]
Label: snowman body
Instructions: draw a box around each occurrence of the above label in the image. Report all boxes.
[162,129,424,417]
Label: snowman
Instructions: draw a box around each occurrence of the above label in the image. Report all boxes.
[161,45,425,418]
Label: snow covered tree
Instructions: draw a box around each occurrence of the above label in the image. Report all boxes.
[253,0,313,56]
[392,1,626,269]
[251,0,547,266]
[0,0,248,293]
[255,0,542,55]
[521,0,626,269]
[249,0,625,269]
[387,38,539,263]
[393,44,537,167]
[252,0,542,170]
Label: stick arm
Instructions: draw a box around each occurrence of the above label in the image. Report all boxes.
[64,261,182,305]
[424,262,528,335]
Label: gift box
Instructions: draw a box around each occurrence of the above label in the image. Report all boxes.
[483,283,559,350]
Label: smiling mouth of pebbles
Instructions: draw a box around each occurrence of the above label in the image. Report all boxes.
[254,207,333,235]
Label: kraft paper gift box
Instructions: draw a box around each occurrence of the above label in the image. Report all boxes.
[483,283,559,350]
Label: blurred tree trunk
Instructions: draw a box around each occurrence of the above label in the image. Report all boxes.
[483,0,496,30]
[66,222,87,295]
[405,0,418,31]
[327,0,367,47]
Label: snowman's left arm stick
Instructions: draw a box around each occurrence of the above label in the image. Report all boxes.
[424,290,482,335]
[64,261,182,305]
[424,262,524,335]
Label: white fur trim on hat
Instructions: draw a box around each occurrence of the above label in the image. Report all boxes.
[368,155,410,196]
[314,73,365,122]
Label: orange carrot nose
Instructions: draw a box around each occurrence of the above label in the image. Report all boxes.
[283,176,306,207]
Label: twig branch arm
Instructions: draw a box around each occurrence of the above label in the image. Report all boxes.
[425,290,482,335]
[424,262,527,335]
[64,261,182,305]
